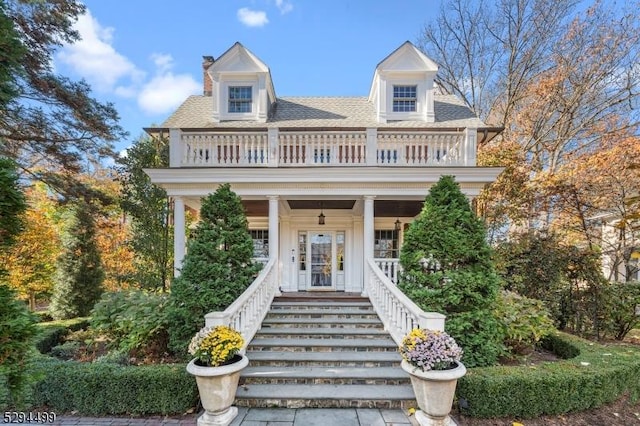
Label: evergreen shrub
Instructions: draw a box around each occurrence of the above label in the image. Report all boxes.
[456,332,640,418]
[34,318,90,354]
[398,176,504,367]
[50,203,104,320]
[31,359,197,415]
[166,184,261,355]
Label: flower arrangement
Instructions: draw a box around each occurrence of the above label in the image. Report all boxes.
[188,325,244,367]
[399,328,463,371]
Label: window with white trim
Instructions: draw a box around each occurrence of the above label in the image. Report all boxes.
[250,229,269,259]
[374,229,399,258]
[393,85,417,112]
[228,86,252,113]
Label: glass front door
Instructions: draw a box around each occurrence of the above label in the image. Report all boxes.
[310,233,332,288]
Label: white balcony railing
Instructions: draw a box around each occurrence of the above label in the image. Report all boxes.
[204,258,277,351]
[366,258,445,345]
[171,128,474,168]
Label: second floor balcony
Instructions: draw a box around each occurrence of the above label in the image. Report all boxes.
[168,127,482,168]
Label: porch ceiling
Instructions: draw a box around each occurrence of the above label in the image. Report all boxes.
[241,199,423,217]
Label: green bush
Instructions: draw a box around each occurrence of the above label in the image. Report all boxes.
[0,284,38,409]
[50,341,81,360]
[457,332,640,418]
[91,290,169,352]
[31,359,198,415]
[601,281,640,340]
[166,184,261,355]
[399,176,504,367]
[495,290,556,355]
[34,318,90,354]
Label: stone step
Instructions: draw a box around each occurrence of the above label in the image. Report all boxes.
[261,317,383,328]
[254,327,389,339]
[242,366,410,385]
[245,350,403,367]
[266,308,379,318]
[247,337,397,352]
[270,301,373,310]
[235,383,416,409]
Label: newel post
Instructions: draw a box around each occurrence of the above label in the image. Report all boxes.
[418,312,446,332]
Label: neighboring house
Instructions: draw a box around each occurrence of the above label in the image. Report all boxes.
[144,41,503,293]
[598,213,640,282]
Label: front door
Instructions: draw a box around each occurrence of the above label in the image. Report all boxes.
[297,231,345,291]
[310,233,332,288]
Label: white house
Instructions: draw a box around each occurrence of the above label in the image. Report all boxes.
[144,41,503,294]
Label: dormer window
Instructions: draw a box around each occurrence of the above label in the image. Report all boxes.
[393,85,417,112]
[228,86,253,113]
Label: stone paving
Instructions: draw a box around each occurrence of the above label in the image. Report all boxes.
[50,408,418,425]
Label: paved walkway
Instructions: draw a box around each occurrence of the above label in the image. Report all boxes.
[51,408,418,425]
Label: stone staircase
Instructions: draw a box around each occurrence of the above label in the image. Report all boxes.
[235,293,416,408]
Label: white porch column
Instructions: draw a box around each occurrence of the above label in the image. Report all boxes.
[268,196,281,295]
[362,196,375,295]
[173,196,186,277]
[268,196,279,260]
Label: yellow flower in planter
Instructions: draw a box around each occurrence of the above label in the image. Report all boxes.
[188,325,244,367]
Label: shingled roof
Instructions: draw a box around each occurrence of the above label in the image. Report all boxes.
[152,94,488,130]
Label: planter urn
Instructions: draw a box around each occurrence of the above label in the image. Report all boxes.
[186,354,249,426]
[401,359,467,426]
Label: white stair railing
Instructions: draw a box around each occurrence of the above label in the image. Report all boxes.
[366,258,445,345]
[374,258,400,284]
[204,258,278,351]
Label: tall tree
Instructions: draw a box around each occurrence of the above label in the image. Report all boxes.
[399,176,504,368]
[0,158,26,249]
[0,158,36,409]
[0,204,60,310]
[0,0,125,202]
[116,135,173,290]
[50,202,104,319]
[166,184,261,356]
[419,0,640,234]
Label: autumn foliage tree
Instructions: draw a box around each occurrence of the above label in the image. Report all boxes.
[421,0,640,237]
[0,205,60,310]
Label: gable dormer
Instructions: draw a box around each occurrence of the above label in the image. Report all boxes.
[368,41,438,123]
[207,42,276,123]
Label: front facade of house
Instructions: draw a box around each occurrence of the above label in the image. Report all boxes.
[145,41,503,293]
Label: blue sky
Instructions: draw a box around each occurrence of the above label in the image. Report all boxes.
[55,1,442,153]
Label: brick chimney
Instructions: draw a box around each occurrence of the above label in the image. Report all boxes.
[202,56,214,96]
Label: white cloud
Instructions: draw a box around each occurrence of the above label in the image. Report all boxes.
[57,10,144,91]
[237,7,269,27]
[137,54,200,115]
[275,0,293,14]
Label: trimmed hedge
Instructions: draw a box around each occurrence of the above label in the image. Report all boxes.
[456,332,640,418]
[34,318,90,354]
[31,358,198,415]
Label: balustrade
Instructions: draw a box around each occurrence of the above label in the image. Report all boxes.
[175,130,471,167]
[204,258,277,351]
[366,258,445,345]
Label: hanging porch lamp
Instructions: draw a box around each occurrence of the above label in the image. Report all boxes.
[318,202,325,225]
[394,218,402,231]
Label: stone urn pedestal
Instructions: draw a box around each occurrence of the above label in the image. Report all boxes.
[401,359,467,426]
[186,354,249,426]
